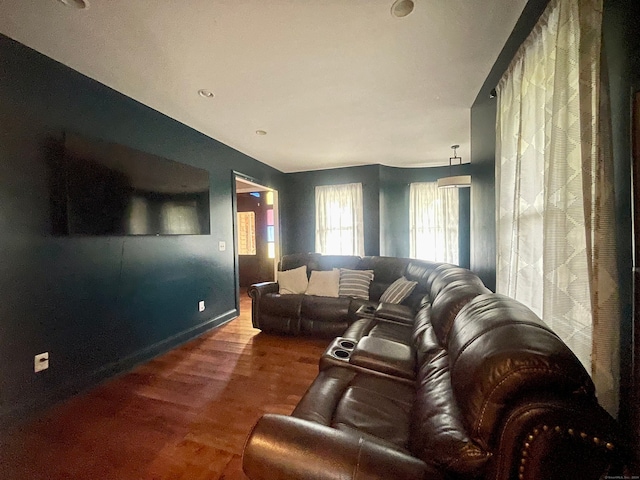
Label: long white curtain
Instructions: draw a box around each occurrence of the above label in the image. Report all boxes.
[409,182,459,264]
[496,0,619,414]
[315,183,364,256]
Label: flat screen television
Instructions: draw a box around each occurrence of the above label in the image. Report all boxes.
[51,132,210,236]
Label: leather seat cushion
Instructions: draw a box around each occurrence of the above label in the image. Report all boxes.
[293,367,357,426]
[260,293,303,317]
[332,374,414,450]
[257,294,304,334]
[301,295,351,321]
[299,295,354,337]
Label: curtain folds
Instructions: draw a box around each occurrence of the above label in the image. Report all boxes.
[496,0,619,414]
[315,183,364,256]
[409,182,459,264]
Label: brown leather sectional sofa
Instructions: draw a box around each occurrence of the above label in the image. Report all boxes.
[248,253,446,337]
[243,254,626,479]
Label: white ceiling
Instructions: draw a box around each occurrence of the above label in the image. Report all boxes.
[0,0,526,173]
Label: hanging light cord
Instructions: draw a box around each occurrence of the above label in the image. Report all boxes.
[448,144,461,175]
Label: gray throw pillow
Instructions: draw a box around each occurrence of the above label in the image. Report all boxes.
[339,269,374,299]
[379,276,418,304]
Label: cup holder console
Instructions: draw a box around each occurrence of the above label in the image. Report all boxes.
[339,340,356,350]
[325,337,358,362]
[356,304,377,319]
[333,349,350,359]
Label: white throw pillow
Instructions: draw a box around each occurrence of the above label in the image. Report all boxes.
[277,265,308,294]
[305,269,340,297]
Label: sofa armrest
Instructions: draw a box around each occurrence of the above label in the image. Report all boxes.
[248,282,279,298]
[247,282,279,328]
[243,414,444,480]
[374,303,415,325]
[349,336,415,380]
[488,394,626,480]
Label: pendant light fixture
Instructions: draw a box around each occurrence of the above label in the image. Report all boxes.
[437,144,471,189]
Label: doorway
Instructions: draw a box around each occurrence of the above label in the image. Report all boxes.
[233,175,280,288]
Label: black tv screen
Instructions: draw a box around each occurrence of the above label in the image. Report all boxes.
[52,133,210,236]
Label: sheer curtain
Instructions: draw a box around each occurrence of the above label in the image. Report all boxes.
[409,182,459,264]
[496,0,619,414]
[315,183,364,256]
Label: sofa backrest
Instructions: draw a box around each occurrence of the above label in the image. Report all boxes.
[356,256,410,301]
[279,252,321,275]
[446,293,595,450]
[316,255,361,271]
[279,253,458,308]
[429,280,492,346]
[356,256,443,305]
[426,265,485,300]
[404,260,441,291]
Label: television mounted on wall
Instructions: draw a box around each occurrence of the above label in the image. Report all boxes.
[51,132,211,236]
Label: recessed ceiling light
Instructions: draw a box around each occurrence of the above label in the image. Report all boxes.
[57,0,89,9]
[198,89,214,99]
[255,130,267,136]
[391,0,414,17]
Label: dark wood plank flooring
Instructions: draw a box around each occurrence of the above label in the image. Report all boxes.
[0,290,330,479]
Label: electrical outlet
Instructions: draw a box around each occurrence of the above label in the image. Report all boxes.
[198,300,205,312]
[218,241,226,251]
[34,352,49,373]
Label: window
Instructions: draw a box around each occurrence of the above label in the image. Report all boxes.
[265,191,275,259]
[315,183,364,255]
[409,182,459,263]
[237,211,256,255]
[495,0,618,413]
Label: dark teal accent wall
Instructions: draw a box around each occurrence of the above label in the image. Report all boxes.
[458,188,471,269]
[280,164,471,267]
[0,34,285,427]
[469,99,498,291]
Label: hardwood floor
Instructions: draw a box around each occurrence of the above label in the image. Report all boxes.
[0,290,330,480]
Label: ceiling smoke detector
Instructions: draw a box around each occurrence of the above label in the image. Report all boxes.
[57,0,89,9]
[391,0,414,18]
